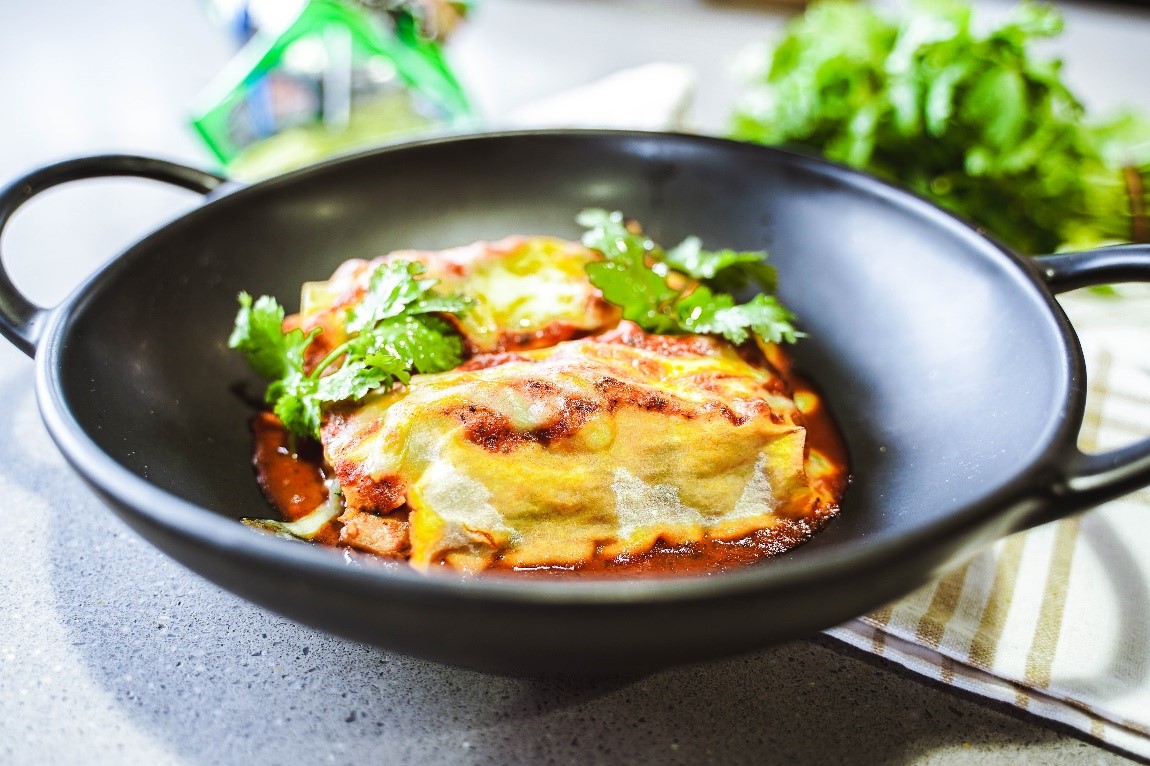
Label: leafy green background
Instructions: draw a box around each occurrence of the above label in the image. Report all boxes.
[731,0,1149,255]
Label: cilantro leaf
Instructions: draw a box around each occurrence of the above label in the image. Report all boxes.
[579,210,801,346]
[228,293,319,381]
[354,314,466,376]
[231,260,471,440]
[580,209,683,333]
[663,237,779,293]
[664,237,751,279]
[347,261,432,332]
[579,209,656,264]
[585,260,682,334]
[269,373,323,439]
[314,359,389,404]
[411,294,474,315]
[680,289,801,345]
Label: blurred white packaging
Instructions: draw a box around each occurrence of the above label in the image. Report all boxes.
[504,62,696,131]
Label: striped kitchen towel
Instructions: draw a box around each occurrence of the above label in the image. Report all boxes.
[826,297,1150,758]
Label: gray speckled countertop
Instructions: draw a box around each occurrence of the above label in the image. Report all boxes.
[1,1,1148,763]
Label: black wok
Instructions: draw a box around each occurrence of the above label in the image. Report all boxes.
[2,131,1148,674]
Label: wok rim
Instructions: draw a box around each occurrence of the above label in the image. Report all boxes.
[30,129,1085,606]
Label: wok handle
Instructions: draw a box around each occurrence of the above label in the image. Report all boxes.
[1042,244,1150,513]
[0,155,227,358]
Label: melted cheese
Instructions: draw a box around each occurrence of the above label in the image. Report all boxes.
[297,236,619,356]
[321,327,821,572]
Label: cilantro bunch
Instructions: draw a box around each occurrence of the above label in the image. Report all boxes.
[229,261,471,439]
[578,209,800,345]
[731,0,1150,255]
[230,216,800,439]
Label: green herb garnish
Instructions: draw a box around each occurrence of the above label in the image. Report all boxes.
[731,0,1150,255]
[578,209,800,345]
[229,260,472,440]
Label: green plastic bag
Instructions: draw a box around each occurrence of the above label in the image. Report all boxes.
[191,0,473,179]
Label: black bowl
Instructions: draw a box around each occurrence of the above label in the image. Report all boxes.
[2,131,1148,674]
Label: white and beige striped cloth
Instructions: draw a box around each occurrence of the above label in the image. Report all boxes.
[827,293,1150,758]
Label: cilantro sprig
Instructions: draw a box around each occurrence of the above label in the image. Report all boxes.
[578,209,800,345]
[229,260,472,440]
